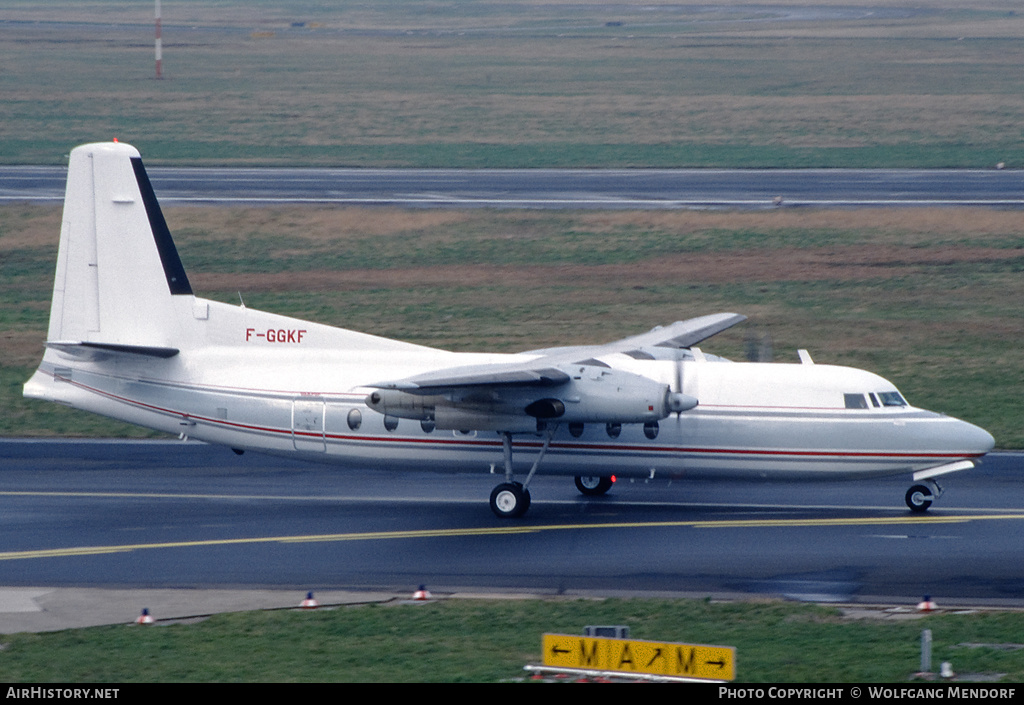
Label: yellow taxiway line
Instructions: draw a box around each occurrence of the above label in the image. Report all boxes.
[2,513,1022,562]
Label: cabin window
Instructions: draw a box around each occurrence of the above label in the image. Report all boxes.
[606,422,621,439]
[643,421,659,440]
[383,415,399,431]
[347,408,362,430]
[569,422,585,438]
[844,393,868,409]
[878,391,907,407]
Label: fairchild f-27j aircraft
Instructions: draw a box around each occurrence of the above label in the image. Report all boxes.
[24,142,995,518]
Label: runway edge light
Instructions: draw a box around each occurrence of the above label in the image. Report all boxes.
[135,608,154,625]
[300,591,319,609]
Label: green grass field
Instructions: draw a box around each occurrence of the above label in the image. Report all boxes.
[1,1,1023,167]
[2,598,1024,682]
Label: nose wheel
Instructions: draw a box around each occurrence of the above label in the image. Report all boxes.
[905,485,933,512]
[905,480,942,513]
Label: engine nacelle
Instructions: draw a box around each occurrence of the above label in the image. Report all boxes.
[526,367,672,423]
[365,389,438,420]
[365,388,538,432]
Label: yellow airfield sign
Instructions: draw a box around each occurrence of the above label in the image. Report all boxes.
[543,633,735,681]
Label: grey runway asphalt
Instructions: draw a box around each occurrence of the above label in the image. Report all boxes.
[3,166,1023,208]
[1,440,1022,635]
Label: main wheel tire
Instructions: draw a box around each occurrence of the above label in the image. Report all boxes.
[490,482,531,518]
[905,484,933,513]
[574,475,614,496]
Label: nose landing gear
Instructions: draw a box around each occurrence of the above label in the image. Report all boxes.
[905,479,943,513]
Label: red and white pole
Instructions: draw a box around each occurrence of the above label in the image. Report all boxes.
[155,0,162,79]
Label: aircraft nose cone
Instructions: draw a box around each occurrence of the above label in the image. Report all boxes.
[953,418,995,456]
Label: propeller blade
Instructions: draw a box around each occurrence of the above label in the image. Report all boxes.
[669,349,697,416]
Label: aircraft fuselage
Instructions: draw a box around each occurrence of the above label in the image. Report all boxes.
[24,305,993,483]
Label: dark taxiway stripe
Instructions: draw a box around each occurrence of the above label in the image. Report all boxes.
[0,440,1021,605]
[2,167,1023,208]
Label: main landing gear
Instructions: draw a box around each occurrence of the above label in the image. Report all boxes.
[905,479,943,513]
[490,482,530,518]
[574,475,614,496]
[489,428,556,518]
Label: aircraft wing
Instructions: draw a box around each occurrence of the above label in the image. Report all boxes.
[372,313,744,394]
[366,313,744,430]
[371,360,571,393]
[578,312,746,356]
[518,312,746,360]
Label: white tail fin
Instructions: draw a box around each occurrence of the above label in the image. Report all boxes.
[47,142,192,351]
[28,140,438,410]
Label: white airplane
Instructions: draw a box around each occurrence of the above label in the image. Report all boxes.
[24,142,995,518]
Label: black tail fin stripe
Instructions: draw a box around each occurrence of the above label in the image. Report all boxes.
[130,157,193,296]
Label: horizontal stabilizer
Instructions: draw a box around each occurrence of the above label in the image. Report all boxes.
[46,341,180,360]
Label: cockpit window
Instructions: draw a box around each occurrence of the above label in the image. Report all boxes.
[844,393,868,409]
[878,391,907,407]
